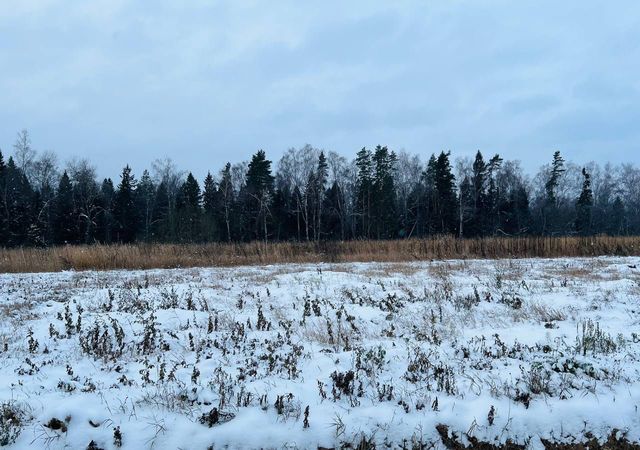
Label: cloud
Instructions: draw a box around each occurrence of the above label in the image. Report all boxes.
[0,0,639,179]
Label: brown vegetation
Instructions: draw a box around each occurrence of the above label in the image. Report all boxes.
[0,235,639,273]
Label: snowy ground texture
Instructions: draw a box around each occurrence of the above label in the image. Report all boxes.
[1,257,640,449]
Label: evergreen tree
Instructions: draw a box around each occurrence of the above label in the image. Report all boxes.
[176,172,201,242]
[113,165,138,243]
[323,181,346,240]
[434,151,458,234]
[484,154,503,235]
[242,151,274,242]
[543,151,565,235]
[575,168,593,235]
[218,163,234,242]
[458,175,474,237]
[421,155,439,235]
[354,148,373,238]
[609,196,626,235]
[69,161,100,243]
[469,151,487,236]
[4,157,35,246]
[53,171,77,244]
[371,145,397,239]
[0,150,7,246]
[501,184,531,235]
[271,186,294,241]
[308,151,329,241]
[96,178,115,243]
[202,172,219,242]
[136,170,156,242]
[151,181,172,241]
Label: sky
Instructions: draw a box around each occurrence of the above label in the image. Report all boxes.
[1,0,640,180]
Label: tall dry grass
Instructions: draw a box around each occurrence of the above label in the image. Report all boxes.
[0,236,638,273]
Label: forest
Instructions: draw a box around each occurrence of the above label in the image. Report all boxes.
[1,129,638,248]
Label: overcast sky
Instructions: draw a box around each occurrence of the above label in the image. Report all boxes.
[1,0,639,180]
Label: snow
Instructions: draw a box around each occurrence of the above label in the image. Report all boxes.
[0,257,639,449]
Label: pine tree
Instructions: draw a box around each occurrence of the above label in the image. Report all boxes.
[575,168,593,235]
[113,165,138,243]
[53,171,77,244]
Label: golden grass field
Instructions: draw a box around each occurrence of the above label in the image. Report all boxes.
[1,235,639,273]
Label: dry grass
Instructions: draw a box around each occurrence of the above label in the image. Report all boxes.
[0,236,638,273]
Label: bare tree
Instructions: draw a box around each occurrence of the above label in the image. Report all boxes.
[152,157,184,200]
[231,161,248,194]
[13,129,37,181]
[32,150,59,193]
[277,145,319,240]
[152,157,185,235]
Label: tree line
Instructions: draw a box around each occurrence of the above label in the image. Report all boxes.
[1,129,638,247]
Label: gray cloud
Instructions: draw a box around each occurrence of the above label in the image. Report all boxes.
[1,0,639,180]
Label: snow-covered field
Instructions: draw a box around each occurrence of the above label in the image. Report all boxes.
[1,257,639,449]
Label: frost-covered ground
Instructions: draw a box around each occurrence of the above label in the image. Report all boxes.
[1,257,640,449]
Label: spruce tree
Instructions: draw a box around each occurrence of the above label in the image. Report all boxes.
[575,168,593,235]
[470,151,487,236]
[0,150,6,246]
[434,151,458,234]
[176,172,201,242]
[96,178,115,243]
[484,154,503,235]
[242,151,274,242]
[543,151,565,235]
[355,148,373,238]
[323,181,346,240]
[313,151,328,241]
[136,170,156,241]
[113,165,138,243]
[152,181,172,241]
[4,157,35,246]
[609,196,626,235]
[218,163,234,242]
[202,172,219,242]
[458,175,474,237]
[53,171,77,244]
[421,155,439,235]
[371,145,397,239]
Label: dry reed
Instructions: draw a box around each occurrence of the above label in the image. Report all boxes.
[0,235,638,273]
